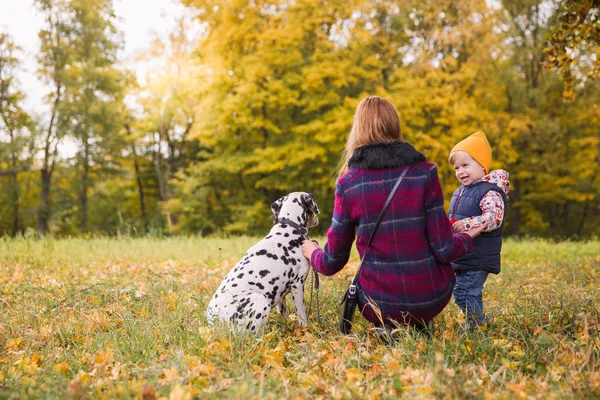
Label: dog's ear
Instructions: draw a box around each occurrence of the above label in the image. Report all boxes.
[270,196,285,222]
[301,193,320,215]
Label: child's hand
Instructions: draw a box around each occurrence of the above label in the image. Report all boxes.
[464,221,489,238]
[452,220,465,232]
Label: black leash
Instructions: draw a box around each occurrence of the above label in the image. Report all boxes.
[307,267,321,324]
[306,239,321,324]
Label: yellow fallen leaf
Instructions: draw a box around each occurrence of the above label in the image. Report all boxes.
[7,337,23,351]
[94,349,114,365]
[193,362,215,376]
[162,367,179,381]
[345,368,363,382]
[509,346,525,358]
[366,364,384,378]
[54,361,70,374]
[418,385,434,394]
[80,373,92,385]
[169,385,191,400]
[21,355,42,374]
[261,344,287,368]
[12,269,24,282]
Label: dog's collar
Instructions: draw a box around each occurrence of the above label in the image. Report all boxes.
[276,218,308,236]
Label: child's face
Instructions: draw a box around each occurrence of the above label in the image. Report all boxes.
[452,151,486,186]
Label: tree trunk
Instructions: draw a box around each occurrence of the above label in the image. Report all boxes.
[577,201,589,238]
[508,181,521,236]
[9,131,19,236]
[165,132,179,226]
[124,124,147,226]
[11,160,19,236]
[154,131,176,227]
[562,203,570,237]
[131,144,147,225]
[38,167,51,235]
[154,132,167,202]
[81,134,90,232]
[38,83,62,236]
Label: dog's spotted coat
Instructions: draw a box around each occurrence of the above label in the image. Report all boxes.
[207,192,319,333]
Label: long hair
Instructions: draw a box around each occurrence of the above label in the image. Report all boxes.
[337,96,402,177]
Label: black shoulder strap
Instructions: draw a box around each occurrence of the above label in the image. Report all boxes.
[351,165,410,285]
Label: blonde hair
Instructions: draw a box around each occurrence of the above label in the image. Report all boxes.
[448,150,482,169]
[448,151,461,166]
[338,96,402,177]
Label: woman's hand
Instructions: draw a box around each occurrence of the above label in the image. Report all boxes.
[463,221,489,238]
[301,238,320,260]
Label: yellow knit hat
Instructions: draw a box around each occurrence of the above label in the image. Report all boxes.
[449,131,492,173]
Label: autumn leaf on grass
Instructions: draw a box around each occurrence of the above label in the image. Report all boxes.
[169,384,197,400]
[68,374,92,397]
[201,339,230,358]
[366,364,385,379]
[18,354,42,374]
[11,268,24,283]
[506,378,528,398]
[162,367,180,382]
[53,361,70,374]
[6,337,23,351]
[508,344,525,358]
[261,344,287,368]
[345,368,363,383]
[189,360,216,377]
[94,349,114,366]
[382,349,405,373]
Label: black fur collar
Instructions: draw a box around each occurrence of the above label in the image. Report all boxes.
[348,141,427,169]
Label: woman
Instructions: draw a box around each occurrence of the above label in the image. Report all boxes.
[301,96,486,329]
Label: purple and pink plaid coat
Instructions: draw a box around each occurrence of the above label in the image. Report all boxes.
[311,141,473,326]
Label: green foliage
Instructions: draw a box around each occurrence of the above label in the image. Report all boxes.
[0,0,598,238]
[0,32,35,236]
[542,0,600,99]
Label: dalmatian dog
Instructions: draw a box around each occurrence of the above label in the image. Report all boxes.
[207,192,320,333]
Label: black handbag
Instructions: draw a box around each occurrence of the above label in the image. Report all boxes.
[339,165,410,334]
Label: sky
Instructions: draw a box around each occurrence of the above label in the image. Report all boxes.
[0,0,187,112]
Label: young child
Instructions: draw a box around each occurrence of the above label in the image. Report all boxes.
[448,131,510,331]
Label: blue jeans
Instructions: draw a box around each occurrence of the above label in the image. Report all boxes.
[453,270,489,328]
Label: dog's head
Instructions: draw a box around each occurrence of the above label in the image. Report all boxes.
[271,192,320,229]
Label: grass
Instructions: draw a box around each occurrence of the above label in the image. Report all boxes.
[0,236,599,399]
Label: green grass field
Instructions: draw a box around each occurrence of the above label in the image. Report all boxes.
[1,237,599,399]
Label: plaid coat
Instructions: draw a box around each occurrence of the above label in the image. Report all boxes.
[311,141,473,325]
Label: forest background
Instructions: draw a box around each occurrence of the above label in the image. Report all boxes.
[0,0,598,239]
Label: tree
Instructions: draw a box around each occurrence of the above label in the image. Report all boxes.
[497,0,600,237]
[0,32,34,236]
[179,0,407,234]
[34,0,126,234]
[132,17,205,230]
[542,0,600,99]
[34,0,72,235]
[60,0,126,232]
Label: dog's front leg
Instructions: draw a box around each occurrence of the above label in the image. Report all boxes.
[277,297,288,319]
[291,285,307,326]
